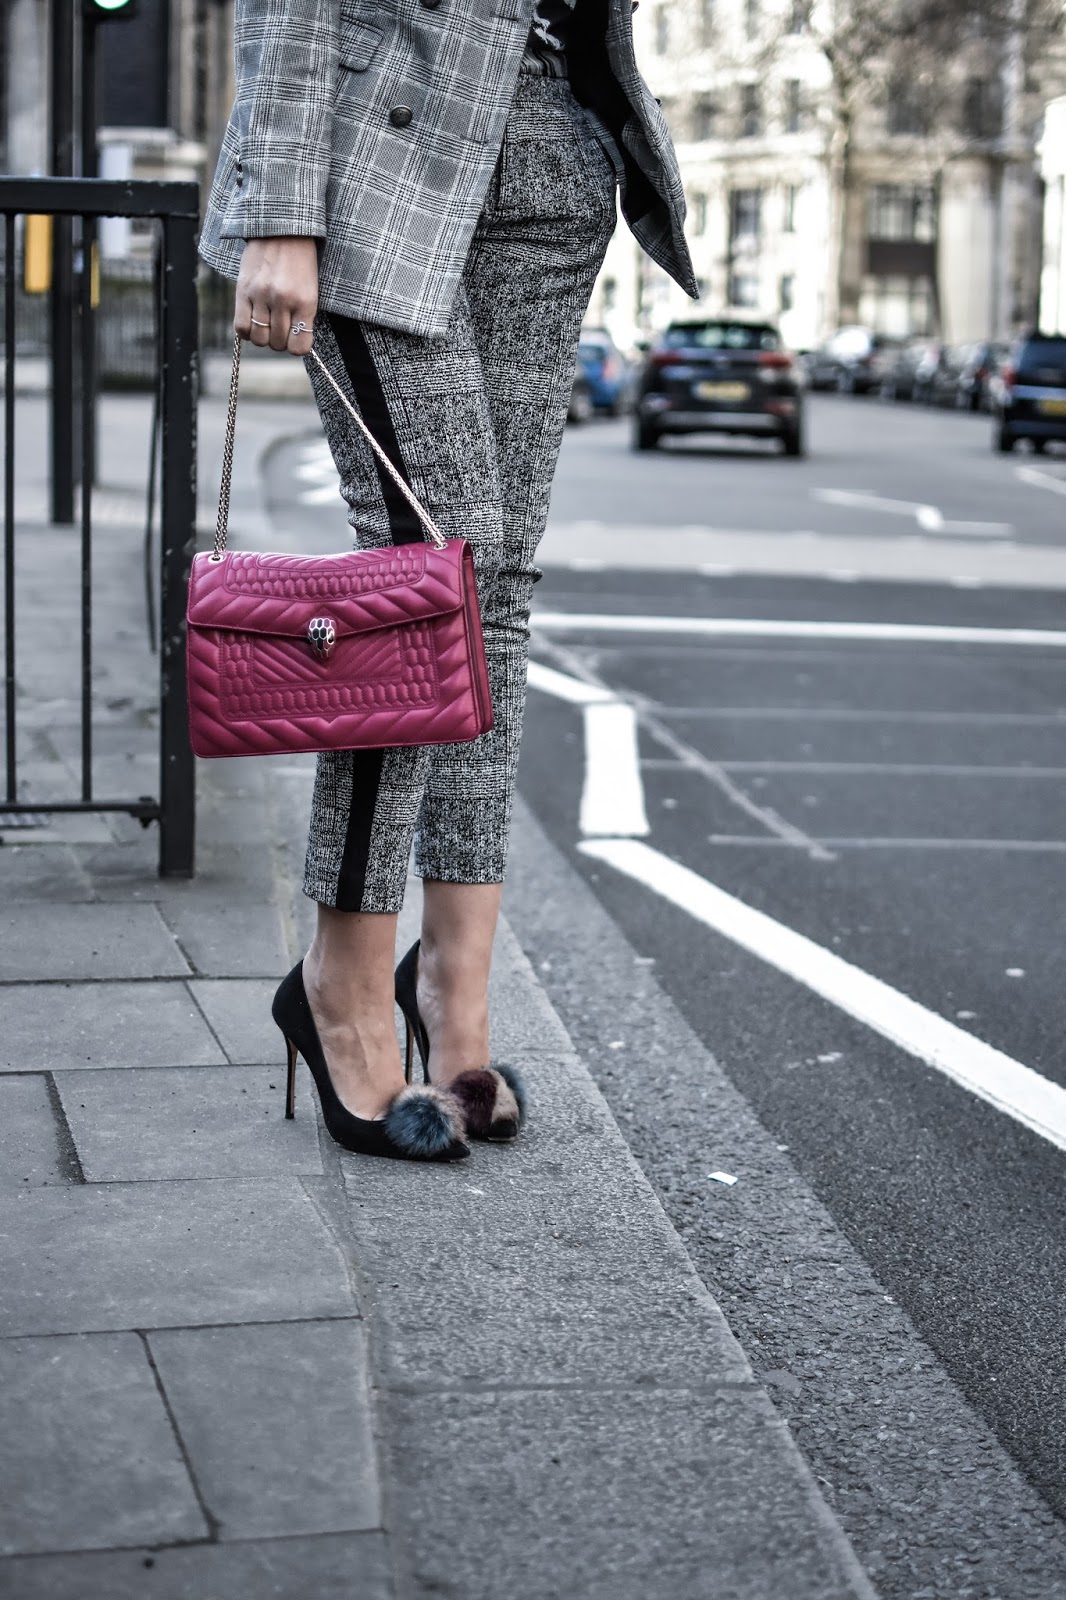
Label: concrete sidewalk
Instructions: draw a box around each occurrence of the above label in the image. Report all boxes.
[0,391,877,1598]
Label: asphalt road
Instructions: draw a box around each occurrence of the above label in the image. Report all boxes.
[263,394,1066,1597]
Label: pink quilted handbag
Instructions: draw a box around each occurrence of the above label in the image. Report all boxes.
[186,340,493,760]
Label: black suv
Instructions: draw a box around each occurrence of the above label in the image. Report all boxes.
[993,332,1066,452]
[633,319,804,455]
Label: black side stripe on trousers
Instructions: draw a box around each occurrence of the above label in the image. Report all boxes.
[325,311,424,546]
[324,314,421,910]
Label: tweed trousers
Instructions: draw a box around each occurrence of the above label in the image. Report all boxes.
[302,73,617,913]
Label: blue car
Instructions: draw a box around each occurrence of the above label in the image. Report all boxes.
[577,329,632,415]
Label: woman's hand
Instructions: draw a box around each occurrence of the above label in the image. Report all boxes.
[234,237,318,356]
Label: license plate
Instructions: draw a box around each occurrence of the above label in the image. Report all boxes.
[695,381,750,402]
[1039,397,1066,416]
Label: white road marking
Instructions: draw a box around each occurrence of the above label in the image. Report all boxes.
[814,487,1011,538]
[532,645,832,856]
[652,707,1066,724]
[703,762,1066,778]
[632,694,834,860]
[815,487,934,518]
[1016,463,1066,497]
[533,613,1066,648]
[526,661,646,836]
[580,703,649,838]
[580,837,1066,1154]
[300,484,346,505]
[702,836,1066,851]
[526,660,614,706]
[293,442,342,504]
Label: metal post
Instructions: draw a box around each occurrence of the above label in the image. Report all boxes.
[3,213,16,804]
[79,212,94,801]
[49,0,77,525]
[157,213,198,878]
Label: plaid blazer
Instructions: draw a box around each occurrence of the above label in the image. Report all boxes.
[198,0,698,337]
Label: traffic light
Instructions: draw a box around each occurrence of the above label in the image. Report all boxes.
[83,0,138,16]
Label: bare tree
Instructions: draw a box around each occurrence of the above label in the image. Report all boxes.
[810,0,1066,328]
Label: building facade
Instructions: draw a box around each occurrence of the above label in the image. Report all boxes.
[589,0,1058,352]
[1,0,229,229]
[1039,95,1066,332]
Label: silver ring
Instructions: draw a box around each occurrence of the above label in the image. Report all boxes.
[289,321,309,338]
[250,317,270,327]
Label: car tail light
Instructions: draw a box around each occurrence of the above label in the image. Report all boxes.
[758,351,793,371]
[650,350,684,368]
[1000,364,1016,389]
[603,356,620,381]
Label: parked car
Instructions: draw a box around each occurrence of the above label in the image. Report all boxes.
[956,341,1009,412]
[577,328,632,415]
[927,344,974,407]
[880,338,939,401]
[566,367,593,425]
[633,318,804,455]
[993,331,1066,452]
[804,326,900,394]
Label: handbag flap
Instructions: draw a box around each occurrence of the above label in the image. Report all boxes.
[187,541,467,640]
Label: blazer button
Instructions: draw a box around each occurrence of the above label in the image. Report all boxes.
[420,0,442,9]
[389,105,413,128]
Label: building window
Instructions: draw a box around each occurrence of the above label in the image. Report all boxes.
[780,274,795,312]
[868,184,935,242]
[785,80,803,134]
[699,0,715,46]
[740,84,762,138]
[886,75,930,136]
[963,77,1002,139]
[744,0,760,38]
[693,96,718,141]
[602,276,617,312]
[654,7,670,53]
[692,192,709,235]
[730,187,762,243]
[787,0,810,31]
[858,274,933,336]
[783,184,799,232]
[729,272,761,308]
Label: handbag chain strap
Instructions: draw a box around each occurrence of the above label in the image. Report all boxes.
[211,331,448,560]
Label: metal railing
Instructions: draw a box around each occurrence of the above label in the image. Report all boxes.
[1,176,199,876]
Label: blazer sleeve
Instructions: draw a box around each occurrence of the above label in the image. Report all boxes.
[218,0,339,242]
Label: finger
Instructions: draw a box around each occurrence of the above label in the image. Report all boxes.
[248,303,271,348]
[268,305,290,354]
[287,305,315,358]
[233,291,252,340]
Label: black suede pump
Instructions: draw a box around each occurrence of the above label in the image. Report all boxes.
[394,941,527,1143]
[272,961,469,1161]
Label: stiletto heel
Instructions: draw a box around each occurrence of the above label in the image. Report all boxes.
[272,961,469,1162]
[284,1036,298,1120]
[394,940,527,1143]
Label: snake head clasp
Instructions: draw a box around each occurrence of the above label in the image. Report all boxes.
[307,615,336,661]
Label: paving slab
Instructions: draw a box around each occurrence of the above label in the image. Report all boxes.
[0,981,225,1072]
[0,904,189,982]
[488,930,575,1059]
[381,1385,874,1600]
[0,1531,393,1600]
[158,898,289,979]
[148,1322,380,1539]
[55,1067,322,1181]
[0,1076,69,1188]
[0,1179,357,1336]
[189,979,286,1064]
[0,1332,206,1557]
[343,1124,750,1390]
[0,844,94,903]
